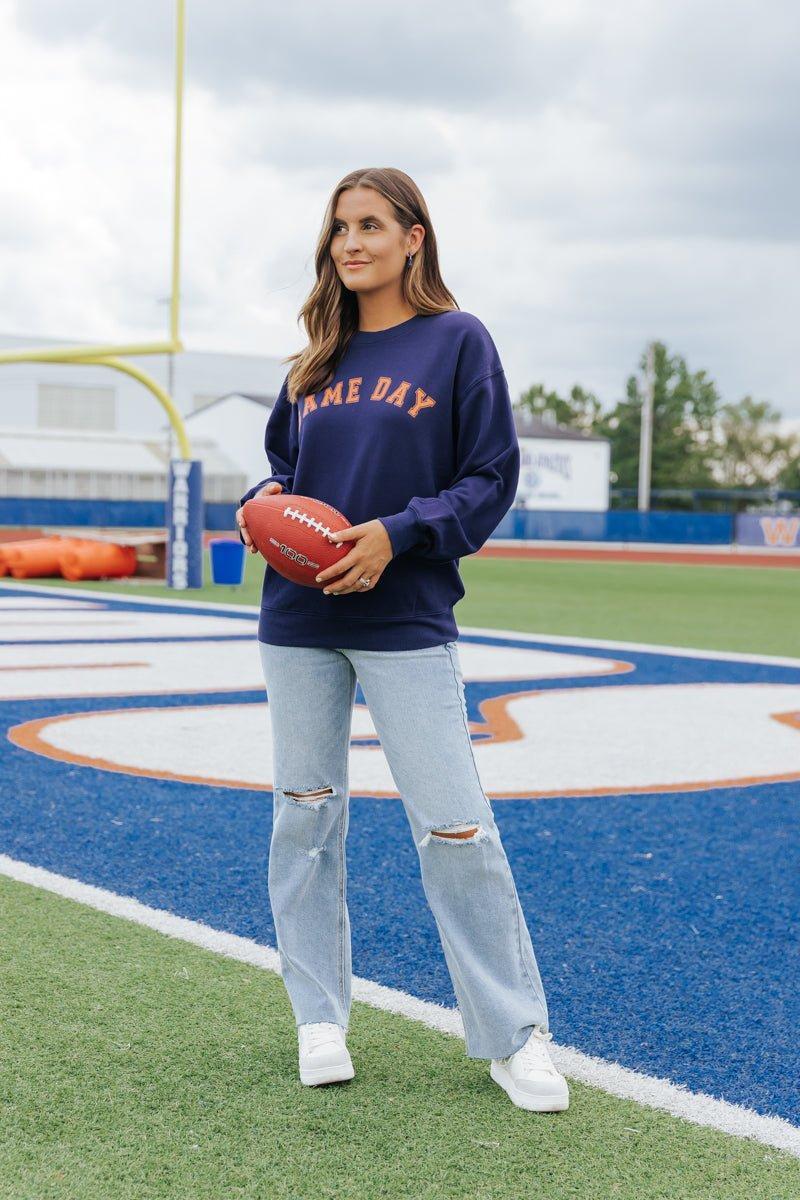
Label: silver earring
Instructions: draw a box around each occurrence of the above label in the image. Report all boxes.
[406,252,413,267]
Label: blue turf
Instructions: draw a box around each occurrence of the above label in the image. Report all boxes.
[1,585,798,1125]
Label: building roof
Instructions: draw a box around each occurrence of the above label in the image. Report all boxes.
[513,410,608,442]
[183,391,276,420]
[236,392,276,407]
[0,426,242,475]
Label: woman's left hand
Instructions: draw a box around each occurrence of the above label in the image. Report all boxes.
[315,520,393,595]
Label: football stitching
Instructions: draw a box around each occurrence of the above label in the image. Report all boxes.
[282,505,339,541]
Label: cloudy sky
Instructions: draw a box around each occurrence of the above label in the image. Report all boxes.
[2,0,798,416]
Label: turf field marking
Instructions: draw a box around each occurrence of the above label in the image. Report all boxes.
[0,580,263,615]
[465,624,800,669]
[0,638,630,700]
[5,581,800,668]
[0,608,257,642]
[1,850,797,1159]
[0,597,105,609]
[12,681,800,796]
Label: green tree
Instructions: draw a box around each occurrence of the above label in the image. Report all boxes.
[777,440,800,491]
[594,343,719,492]
[517,383,603,435]
[515,344,798,506]
[714,395,796,487]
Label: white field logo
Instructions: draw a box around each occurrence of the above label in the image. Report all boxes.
[4,611,800,801]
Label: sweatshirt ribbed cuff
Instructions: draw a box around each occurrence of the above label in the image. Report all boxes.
[378,505,425,557]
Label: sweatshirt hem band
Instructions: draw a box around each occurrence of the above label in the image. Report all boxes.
[257,606,459,650]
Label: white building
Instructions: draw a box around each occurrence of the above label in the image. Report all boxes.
[178,392,277,495]
[0,425,245,504]
[514,411,610,511]
[0,330,286,440]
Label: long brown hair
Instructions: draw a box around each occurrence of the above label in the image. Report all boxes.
[281,168,459,404]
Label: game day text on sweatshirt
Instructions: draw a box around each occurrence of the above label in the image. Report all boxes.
[239,309,521,650]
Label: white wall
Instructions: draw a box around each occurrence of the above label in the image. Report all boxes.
[0,425,247,502]
[184,397,274,495]
[0,331,286,438]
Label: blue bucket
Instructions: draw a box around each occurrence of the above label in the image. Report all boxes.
[208,538,246,586]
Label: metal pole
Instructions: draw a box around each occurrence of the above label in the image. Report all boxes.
[638,342,655,511]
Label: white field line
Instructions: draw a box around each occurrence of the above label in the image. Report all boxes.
[3,582,800,670]
[460,626,800,669]
[0,580,259,618]
[1,852,798,1159]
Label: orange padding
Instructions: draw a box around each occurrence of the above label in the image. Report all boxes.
[0,537,138,580]
[2,538,93,579]
[0,538,59,577]
[59,543,138,581]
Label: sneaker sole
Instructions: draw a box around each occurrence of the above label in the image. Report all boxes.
[299,1057,355,1087]
[490,1059,569,1112]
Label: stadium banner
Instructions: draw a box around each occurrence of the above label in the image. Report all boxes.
[494,507,733,544]
[517,436,610,511]
[735,512,800,549]
[166,458,203,588]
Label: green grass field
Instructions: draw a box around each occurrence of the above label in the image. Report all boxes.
[2,877,798,1200]
[20,550,800,657]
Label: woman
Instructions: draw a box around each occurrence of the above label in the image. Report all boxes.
[236,167,569,1113]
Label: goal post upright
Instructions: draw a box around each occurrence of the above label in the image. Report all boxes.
[0,0,204,589]
[163,0,203,591]
[170,0,185,350]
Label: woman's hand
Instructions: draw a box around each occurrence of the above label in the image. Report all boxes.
[316,520,394,595]
[236,481,283,554]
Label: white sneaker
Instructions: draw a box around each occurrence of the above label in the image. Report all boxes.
[297,1022,355,1086]
[490,1025,569,1112]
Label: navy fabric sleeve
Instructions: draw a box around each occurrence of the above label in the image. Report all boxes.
[378,366,520,562]
[238,378,299,543]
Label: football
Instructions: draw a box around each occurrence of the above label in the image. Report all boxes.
[242,492,353,587]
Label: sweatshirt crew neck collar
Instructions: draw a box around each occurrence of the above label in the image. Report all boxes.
[350,313,424,345]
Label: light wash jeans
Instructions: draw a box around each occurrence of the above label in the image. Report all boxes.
[258,639,550,1060]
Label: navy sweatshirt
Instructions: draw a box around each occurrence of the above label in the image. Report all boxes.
[239,309,520,650]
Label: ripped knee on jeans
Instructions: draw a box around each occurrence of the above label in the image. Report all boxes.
[417,821,488,848]
[280,785,335,807]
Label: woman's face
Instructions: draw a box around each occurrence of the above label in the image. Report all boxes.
[330,186,422,294]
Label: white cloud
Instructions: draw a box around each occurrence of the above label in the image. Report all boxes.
[1,0,798,415]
